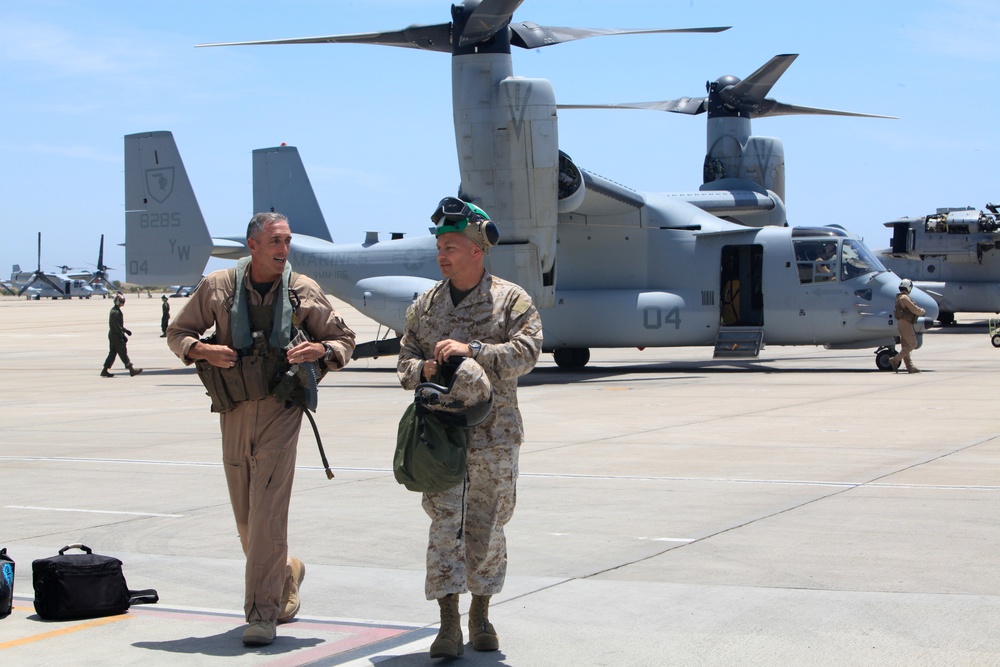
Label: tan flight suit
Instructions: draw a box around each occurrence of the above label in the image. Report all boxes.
[398,271,542,599]
[166,266,355,623]
[891,291,926,371]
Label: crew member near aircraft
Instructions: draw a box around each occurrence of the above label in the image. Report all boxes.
[160,294,170,337]
[890,278,926,373]
[166,212,356,647]
[101,293,142,378]
[397,197,542,659]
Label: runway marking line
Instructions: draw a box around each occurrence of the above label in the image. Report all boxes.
[2,596,430,662]
[0,607,130,651]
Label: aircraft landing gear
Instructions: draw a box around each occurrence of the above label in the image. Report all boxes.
[875,346,897,371]
[939,311,955,326]
[553,347,590,369]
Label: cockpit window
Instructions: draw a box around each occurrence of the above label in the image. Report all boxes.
[794,240,839,284]
[795,238,885,284]
[841,239,885,280]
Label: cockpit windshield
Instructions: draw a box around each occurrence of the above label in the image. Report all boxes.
[794,238,885,284]
[841,239,886,280]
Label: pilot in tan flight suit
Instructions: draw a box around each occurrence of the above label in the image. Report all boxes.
[890,278,926,373]
[167,212,355,647]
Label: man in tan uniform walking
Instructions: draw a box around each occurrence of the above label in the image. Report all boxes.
[890,278,926,373]
[167,212,356,646]
[398,197,542,659]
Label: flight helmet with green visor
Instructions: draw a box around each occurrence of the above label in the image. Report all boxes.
[431,196,500,253]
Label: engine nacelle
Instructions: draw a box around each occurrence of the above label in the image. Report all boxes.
[351,276,438,333]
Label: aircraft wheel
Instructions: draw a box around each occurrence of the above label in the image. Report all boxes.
[875,347,895,371]
[991,334,1000,349]
[553,347,590,369]
[939,312,955,326]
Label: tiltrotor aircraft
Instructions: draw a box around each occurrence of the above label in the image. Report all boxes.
[9,233,95,300]
[124,0,936,370]
[878,204,1000,325]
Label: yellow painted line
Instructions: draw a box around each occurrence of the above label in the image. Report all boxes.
[0,611,130,650]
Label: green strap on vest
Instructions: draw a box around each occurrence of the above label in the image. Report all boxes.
[230,256,294,351]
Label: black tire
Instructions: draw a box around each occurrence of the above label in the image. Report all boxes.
[553,347,590,369]
[875,348,894,371]
[991,334,1000,349]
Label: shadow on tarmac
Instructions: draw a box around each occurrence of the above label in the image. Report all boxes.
[133,628,322,657]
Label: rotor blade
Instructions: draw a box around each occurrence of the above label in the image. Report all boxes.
[98,234,105,270]
[36,232,42,271]
[510,23,729,49]
[751,99,898,119]
[459,0,524,46]
[197,23,453,53]
[559,96,707,115]
[38,273,65,294]
[722,54,799,106]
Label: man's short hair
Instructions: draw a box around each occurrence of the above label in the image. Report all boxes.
[246,212,289,241]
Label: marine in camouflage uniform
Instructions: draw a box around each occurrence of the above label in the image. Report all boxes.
[167,213,356,647]
[890,279,926,373]
[397,197,542,658]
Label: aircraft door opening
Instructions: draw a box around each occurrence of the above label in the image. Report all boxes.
[720,244,763,327]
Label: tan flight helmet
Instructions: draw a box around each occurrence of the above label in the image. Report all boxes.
[415,356,494,427]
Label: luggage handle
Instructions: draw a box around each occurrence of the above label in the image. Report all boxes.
[58,544,92,555]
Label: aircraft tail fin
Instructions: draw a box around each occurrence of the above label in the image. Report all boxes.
[125,131,213,286]
[253,145,332,242]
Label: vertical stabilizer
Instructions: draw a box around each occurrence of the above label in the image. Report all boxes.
[124,131,213,286]
[252,145,332,241]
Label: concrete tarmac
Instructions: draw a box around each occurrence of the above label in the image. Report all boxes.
[1,294,999,666]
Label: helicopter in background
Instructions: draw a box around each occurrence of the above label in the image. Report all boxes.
[878,204,1000,326]
[8,233,95,300]
[124,0,936,370]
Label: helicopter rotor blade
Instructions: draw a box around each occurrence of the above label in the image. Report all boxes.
[197,24,454,53]
[560,53,895,121]
[459,0,524,46]
[559,97,707,115]
[510,23,728,50]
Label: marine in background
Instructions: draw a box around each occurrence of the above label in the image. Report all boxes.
[101,293,142,378]
[891,278,926,373]
[160,294,170,337]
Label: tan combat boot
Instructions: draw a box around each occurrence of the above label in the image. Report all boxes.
[278,558,305,623]
[242,619,276,646]
[468,594,499,652]
[429,593,463,659]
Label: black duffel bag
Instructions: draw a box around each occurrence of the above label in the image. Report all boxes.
[32,544,158,621]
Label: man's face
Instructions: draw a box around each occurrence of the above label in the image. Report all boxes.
[247,220,292,282]
[436,232,480,281]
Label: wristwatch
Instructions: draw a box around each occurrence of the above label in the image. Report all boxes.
[468,340,483,358]
[322,343,335,362]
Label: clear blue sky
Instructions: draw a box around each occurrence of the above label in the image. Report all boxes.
[3,0,998,282]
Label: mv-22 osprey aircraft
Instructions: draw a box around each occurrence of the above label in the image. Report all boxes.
[125,0,936,370]
[878,204,1000,326]
[7,233,96,300]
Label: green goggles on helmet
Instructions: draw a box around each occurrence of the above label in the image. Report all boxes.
[431,197,488,235]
